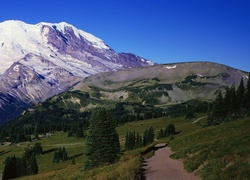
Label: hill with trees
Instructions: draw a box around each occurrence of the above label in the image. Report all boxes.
[0,62,249,179]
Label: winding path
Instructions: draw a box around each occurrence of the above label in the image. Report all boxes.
[192,116,207,124]
[143,144,199,180]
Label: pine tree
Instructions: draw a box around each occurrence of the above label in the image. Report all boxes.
[125,131,143,150]
[148,127,154,144]
[23,146,34,161]
[245,74,250,109]
[236,78,245,109]
[2,156,18,180]
[157,129,164,139]
[62,147,68,161]
[223,86,231,115]
[27,153,38,175]
[135,132,142,148]
[53,151,58,163]
[127,131,135,150]
[212,91,224,123]
[33,142,43,156]
[229,85,237,115]
[165,124,176,137]
[76,127,84,138]
[143,127,154,146]
[52,147,68,163]
[143,128,149,146]
[84,108,120,170]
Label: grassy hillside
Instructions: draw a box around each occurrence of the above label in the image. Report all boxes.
[41,61,249,118]
[1,114,249,179]
[70,62,248,110]
[170,117,250,179]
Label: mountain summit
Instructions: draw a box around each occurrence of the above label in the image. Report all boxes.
[0,20,154,123]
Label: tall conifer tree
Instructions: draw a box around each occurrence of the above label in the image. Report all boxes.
[223,86,231,115]
[245,74,250,109]
[212,91,224,120]
[229,85,237,114]
[84,108,120,170]
[28,153,38,175]
[237,78,245,108]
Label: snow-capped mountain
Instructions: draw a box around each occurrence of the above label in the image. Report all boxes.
[0,20,154,123]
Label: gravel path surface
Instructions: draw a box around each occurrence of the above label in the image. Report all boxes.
[143,144,199,180]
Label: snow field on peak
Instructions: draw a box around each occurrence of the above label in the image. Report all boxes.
[0,21,50,74]
[0,20,110,75]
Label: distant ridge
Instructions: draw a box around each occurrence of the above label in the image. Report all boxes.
[58,61,249,112]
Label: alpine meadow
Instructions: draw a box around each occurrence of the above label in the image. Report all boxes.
[0,20,250,180]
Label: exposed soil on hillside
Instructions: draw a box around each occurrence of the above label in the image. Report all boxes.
[142,144,199,180]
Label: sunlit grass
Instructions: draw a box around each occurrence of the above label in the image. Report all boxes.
[169,117,250,179]
[1,114,249,179]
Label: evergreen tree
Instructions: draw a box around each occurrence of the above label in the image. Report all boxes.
[23,146,34,161]
[185,110,195,119]
[245,74,250,109]
[76,127,84,138]
[67,131,73,137]
[212,91,224,123]
[229,85,237,115]
[143,127,154,146]
[135,132,142,148]
[125,131,129,150]
[236,78,245,109]
[17,157,26,177]
[147,127,154,143]
[33,142,43,156]
[61,147,68,161]
[35,132,40,140]
[2,156,18,180]
[125,131,143,150]
[27,153,38,175]
[223,86,231,115]
[165,124,176,137]
[125,131,135,150]
[84,108,120,170]
[52,147,68,163]
[157,129,164,139]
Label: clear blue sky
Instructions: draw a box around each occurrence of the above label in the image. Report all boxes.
[1,0,250,72]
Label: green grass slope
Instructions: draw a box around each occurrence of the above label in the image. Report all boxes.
[1,114,249,179]
[170,118,250,179]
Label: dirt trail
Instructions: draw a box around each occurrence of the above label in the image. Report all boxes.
[192,116,206,124]
[143,144,199,180]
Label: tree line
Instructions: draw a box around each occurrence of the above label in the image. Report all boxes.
[52,147,69,163]
[208,75,250,125]
[125,127,155,151]
[157,123,176,139]
[2,143,41,179]
[0,94,210,145]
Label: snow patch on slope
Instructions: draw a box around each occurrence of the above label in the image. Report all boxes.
[243,75,249,79]
[13,65,20,72]
[166,65,177,69]
[146,60,154,65]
